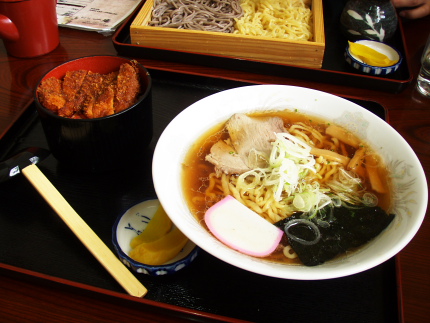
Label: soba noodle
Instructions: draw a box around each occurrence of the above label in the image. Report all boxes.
[149,0,243,33]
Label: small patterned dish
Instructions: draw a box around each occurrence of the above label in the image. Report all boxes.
[345,40,402,76]
[112,199,199,276]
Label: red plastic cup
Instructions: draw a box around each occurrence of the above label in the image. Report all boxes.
[0,0,59,58]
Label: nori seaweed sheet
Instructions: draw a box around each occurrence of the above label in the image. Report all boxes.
[275,205,395,266]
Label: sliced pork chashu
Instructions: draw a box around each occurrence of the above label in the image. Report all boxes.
[206,113,286,175]
[205,140,251,175]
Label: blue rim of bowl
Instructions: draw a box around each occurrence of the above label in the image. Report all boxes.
[344,41,403,76]
[112,199,200,276]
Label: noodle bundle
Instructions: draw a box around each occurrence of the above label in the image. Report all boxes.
[148,0,313,40]
[234,0,313,40]
[183,110,393,266]
[149,0,243,33]
[201,121,378,224]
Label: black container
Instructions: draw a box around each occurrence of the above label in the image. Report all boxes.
[340,0,398,42]
[34,56,152,172]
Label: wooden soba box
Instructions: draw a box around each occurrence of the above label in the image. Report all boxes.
[130,0,325,69]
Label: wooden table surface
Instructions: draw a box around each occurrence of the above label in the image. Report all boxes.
[0,12,429,323]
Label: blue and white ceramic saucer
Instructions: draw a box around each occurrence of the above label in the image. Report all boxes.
[112,199,199,276]
[345,40,402,76]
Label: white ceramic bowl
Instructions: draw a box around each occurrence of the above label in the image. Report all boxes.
[112,199,199,276]
[153,85,427,280]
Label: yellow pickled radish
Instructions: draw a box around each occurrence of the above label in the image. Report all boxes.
[129,227,189,265]
[348,41,398,67]
[130,204,172,249]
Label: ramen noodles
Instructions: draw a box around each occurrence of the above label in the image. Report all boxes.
[182,109,394,265]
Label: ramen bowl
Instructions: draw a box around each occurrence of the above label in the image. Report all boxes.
[112,199,200,276]
[34,55,152,172]
[153,85,427,280]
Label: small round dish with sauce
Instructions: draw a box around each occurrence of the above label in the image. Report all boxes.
[112,199,199,276]
[345,40,402,76]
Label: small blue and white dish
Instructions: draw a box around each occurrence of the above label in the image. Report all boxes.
[345,40,402,76]
[112,199,199,276]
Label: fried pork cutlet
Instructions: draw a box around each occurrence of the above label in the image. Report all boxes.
[37,62,141,119]
[58,70,88,117]
[115,62,140,113]
[91,72,118,118]
[73,72,104,119]
[92,84,115,118]
[81,72,118,119]
[37,77,66,113]
[103,71,118,87]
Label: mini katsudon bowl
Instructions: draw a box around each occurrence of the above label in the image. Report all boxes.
[34,56,152,172]
[153,84,427,280]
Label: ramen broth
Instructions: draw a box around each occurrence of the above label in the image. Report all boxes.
[182,109,392,265]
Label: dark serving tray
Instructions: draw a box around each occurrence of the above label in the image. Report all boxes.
[112,0,412,93]
[0,70,399,323]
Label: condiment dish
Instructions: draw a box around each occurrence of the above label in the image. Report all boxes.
[112,199,199,276]
[345,40,402,75]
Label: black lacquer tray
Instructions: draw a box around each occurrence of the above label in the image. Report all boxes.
[113,0,412,93]
[0,70,399,323]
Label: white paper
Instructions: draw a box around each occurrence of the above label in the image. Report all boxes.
[57,0,142,34]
